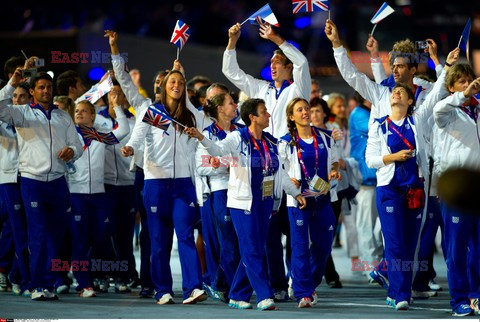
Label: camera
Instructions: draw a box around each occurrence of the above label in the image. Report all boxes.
[21,68,38,78]
[415,40,428,50]
[35,58,45,67]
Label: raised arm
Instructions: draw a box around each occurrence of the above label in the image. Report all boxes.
[105,30,151,111]
[222,23,267,98]
[325,20,388,111]
[366,35,388,84]
[0,68,27,126]
[434,76,480,129]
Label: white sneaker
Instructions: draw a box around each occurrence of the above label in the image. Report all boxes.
[183,288,208,304]
[157,293,175,305]
[428,279,442,291]
[273,290,288,302]
[228,299,253,309]
[79,287,96,298]
[257,298,276,311]
[395,301,409,310]
[298,297,313,308]
[31,288,45,301]
[412,290,437,298]
[56,284,69,294]
[22,289,31,297]
[43,289,59,300]
[0,272,8,291]
[311,291,318,305]
[12,283,22,295]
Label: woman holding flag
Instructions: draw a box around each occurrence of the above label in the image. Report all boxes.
[186,98,307,311]
[66,97,130,297]
[278,97,340,308]
[121,65,208,305]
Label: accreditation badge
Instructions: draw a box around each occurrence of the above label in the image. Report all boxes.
[262,175,274,199]
[308,174,330,194]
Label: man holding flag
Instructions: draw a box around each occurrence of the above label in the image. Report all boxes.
[222,19,311,302]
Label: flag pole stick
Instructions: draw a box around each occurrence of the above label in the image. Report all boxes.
[457,36,462,49]
[176,47,179,61]
[21,50,29,60]
[328,10,331,20]
[371,24,378,37]
[240,18,249,25]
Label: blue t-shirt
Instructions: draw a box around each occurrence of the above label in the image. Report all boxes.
[297,137,328,191]
[386,118,419,187]
[250,139,279,194]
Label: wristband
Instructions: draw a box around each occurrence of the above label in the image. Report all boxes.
[445,62,452,67]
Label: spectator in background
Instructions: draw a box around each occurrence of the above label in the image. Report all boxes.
[348,91,383,280]
[4,57,25,81]
[310,79,323,101]
[53,96,75,121]
[56,70,87,102]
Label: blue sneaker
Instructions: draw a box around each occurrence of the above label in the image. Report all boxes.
[386,296,395,308]
[452,304,473,317]
[228,299,252,309]
[369,270,389,291]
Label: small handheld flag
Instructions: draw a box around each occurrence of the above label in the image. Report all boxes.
[80,75,114,104]
[292,0,329,14]
[241,3,280,27]
[77,124,120,146]
[458,18,471,62]
[370,2,395,36]
[142,104,187,132]
[170,20,190,60]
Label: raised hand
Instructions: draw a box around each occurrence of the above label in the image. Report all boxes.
[172,60,185,77]
[366,35,379,57]
[446,47,461,67]
[185,127,204,141]
[104,30,120,55]
[324,19,341,48]
[331,128,344,141]
[227,23,241,50]
[463,77,480,98]
[10,67,24,87]
[259,22,283,46]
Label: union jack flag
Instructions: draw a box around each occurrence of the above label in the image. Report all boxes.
[170,20,190,50]
[292,0,329,14]
[82,75,114,104]
[77,124,120,146]
[142,105,172,132]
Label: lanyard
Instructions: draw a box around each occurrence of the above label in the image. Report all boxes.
[295,128,319,180]
[386,117,415,150]
[249,129,272,175]
[460,97,479,123]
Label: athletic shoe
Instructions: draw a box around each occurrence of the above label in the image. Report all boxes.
[470,298,479,315]
[22,289,31,297]
[311,291,318,305]
[43,289,59,301]
[99,279,109,293]
[31,288,46,301]
[127,277,141,289]
[386,296,395,308]
[298,297,313,308]
[228,299,252,309]
[257,298,276,311]
[428,279,442,291]
[412,290,437,298]
[395,301,409,310]
[288,285,295,300]
[182,288,208,304]
[139,287,154,298]
[328,280,343,288]
[12,283,22,295]
[212,290,227,303]
[79,287,96,298]
[114,282,131,293]
[56,284,69,294]
[369,270,389,290]
[273,290,289,302]
[0,272,8,291]
[203,283,216,298]
[157,293,175,305]
[452,304,473,317]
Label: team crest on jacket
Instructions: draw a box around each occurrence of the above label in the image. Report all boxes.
[386,206,394,213]
[30,201,38,208]
[224,216,231,222]
[244,210,251,215]
[296,220,304,226]
[14,204,21,211]
[452,216,459,224]
[150,206,157,213]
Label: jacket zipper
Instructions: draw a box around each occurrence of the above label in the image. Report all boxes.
[88,147,92,194]
[113,145,119,185]
[47,117,52,182]
[173,129,176,178]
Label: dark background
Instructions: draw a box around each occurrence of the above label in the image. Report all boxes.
[1,0,478,97]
